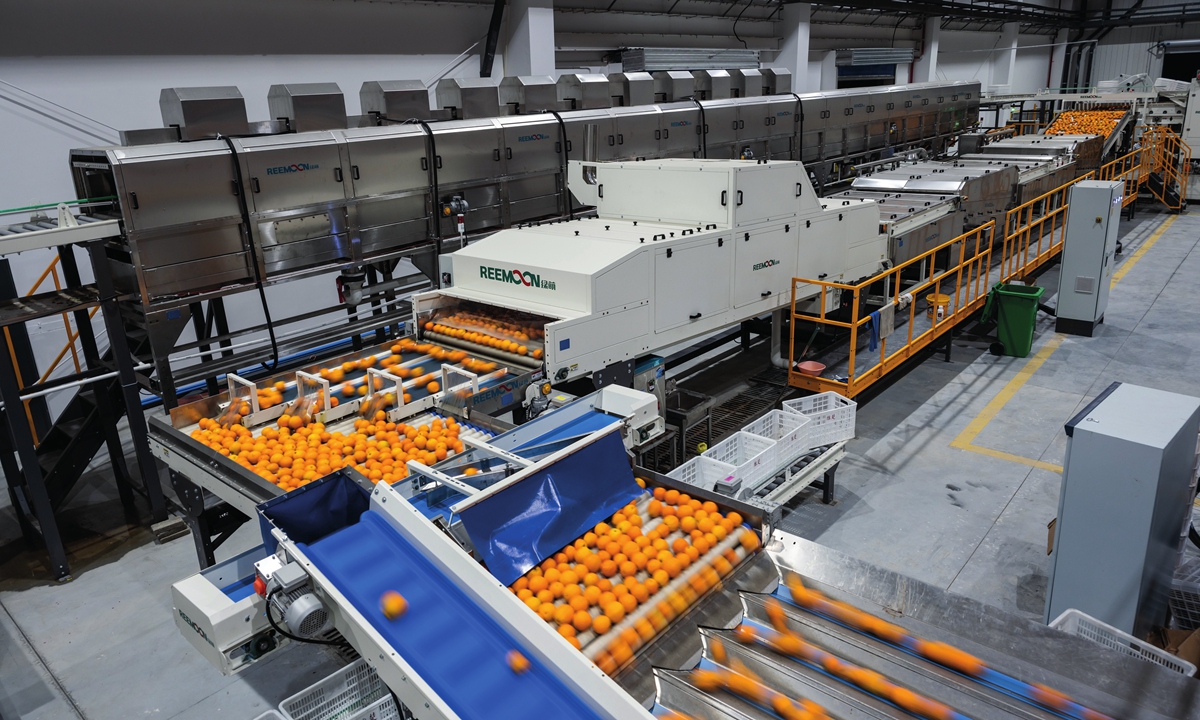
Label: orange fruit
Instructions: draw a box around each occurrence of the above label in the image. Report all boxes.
[572,611,592,632]
[619,593,638,613]
[506,650,530,674]
[604,601,626,624]
[593,615,612,635]
[380,591,408,620]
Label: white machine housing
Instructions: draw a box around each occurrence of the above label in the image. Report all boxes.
[1056,180,1122,336]
[416,159,886,384]
[594,385,664,447]
[171,545,279,675]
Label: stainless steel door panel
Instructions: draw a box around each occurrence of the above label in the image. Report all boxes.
[129,221,244,269]
[765,98,799,141]
[500,115,562,176]
[610,106,660,159]
[561,110,616,162]
[735,97,773,142]
[360,218,428,257]
[142,252,252,297]
[261,234,351,275]
[768,136,792,159]
[429,119,502,186]
[236,134,348,212]
[507,174,558,204]
[658,103,700,157]
[115,147,240,231]
[355,194,427,233]
[342,126,429,197]
[798,94,828,133]
[508,194,561,224]
[699,100,739,148]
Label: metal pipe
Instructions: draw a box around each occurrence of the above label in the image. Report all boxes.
[480,0,507,78]
[4,363,153,403]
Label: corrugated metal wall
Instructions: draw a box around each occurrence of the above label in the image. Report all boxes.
[1091,6,1200,84]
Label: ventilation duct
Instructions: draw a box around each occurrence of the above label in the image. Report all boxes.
[159,86,249,140]
[268,83,347,133]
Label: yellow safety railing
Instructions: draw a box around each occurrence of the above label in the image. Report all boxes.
[789,126,1189,398]
[1141,126,1191,211]
[3,255,98,445]
[788,222,995,398]
[998,173,1094,283]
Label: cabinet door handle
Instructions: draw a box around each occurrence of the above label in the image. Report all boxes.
[655,129,661,140]
[663,128,669,139]
[493,149,500,161]
[736,190,743,206]
[689,312,702,320]
[721,190,727,206]
[334,167,343,182]
[618,134,624,144]
[128,191,138,209]
[796,183,802,197]
[506,147,512,160]
[608,134,616,146]
[250,178,260,193]
[436,155,442,169]
[761,290,772,297]
[421,157,428,171]
[351,165,360,180]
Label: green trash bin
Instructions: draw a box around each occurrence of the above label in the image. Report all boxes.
[987,283,1045,358]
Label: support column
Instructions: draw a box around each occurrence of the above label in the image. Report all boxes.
[1049,28,1068,92]
[912,16,941,83]
[772,3,811,93]
[992,22,1019,94]
[505,0,555,77]
[820,51,837,91]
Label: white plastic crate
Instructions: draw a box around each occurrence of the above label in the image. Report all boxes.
[1171,557,1200,631]
[668,455,737,493]
[1049,609,1197,676]
[702,432,777,487]
[346,697,401,720]
[280,659,389,720]
[744,410,811,465]
[782,391,856,447]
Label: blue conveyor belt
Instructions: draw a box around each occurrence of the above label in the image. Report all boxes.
[303,511,604,720]
[512,411,619,452]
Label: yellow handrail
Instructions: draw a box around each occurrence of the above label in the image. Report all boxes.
[789,222,996,398]
[788,126,1188,399]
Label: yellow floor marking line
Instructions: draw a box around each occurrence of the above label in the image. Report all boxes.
[950,335,1067,472]
[1111,214,1177,287]
[948,212,1181,473]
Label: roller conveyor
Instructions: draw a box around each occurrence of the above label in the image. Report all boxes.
[301,510,605,720]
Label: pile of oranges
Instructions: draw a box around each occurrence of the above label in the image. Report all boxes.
[189,411,464,490]
[424,321,543,359]
[508,483,760,675]
[1045,109,1125,137]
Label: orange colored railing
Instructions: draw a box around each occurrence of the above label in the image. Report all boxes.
[788,222,996,398]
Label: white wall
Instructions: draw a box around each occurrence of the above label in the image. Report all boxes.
[936,30,1054,94]
[1092,24,1200,83]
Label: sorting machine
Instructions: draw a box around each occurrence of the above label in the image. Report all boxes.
[167,395,1192,720]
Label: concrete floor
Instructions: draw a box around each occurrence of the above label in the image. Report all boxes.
[1,206,1198,718]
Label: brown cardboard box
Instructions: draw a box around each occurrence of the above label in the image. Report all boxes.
[1047,518,1056,555]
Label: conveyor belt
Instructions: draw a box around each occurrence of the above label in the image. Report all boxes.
[303,510,606,720]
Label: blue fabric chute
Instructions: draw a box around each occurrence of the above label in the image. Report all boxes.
[458,430,642,586]
[258,471,372,554]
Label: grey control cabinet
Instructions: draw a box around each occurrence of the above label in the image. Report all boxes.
[1045,382,1200,637]
[1055,180,1122,336]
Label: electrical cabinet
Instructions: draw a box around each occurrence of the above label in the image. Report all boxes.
[1045,382,1200,638]
[1056,180,1122,336]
